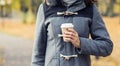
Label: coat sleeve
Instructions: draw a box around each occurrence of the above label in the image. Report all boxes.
[31,4,47,66]
[77,4,113,57]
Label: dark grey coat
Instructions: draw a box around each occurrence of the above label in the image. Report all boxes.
[32,1,113,66]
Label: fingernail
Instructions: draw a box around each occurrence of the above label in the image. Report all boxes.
[66,28,68,30]
[64,32,66,34]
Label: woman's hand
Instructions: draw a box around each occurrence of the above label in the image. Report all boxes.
[63,29,80,48]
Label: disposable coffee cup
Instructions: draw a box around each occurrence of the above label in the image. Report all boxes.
[61,23,74,42]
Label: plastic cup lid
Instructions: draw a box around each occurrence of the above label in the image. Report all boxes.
[61,23,74,28]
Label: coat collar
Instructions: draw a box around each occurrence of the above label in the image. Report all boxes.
[46,0,86,12]
[65,1,86,12]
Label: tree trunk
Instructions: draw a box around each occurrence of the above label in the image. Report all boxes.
[105,0,116,17]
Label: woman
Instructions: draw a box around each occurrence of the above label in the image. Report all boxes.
[32,0,113,66]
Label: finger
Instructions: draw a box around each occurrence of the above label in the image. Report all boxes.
[63,34,74,40]
[67,28,76,34]
[64,37,73,42]
[64,37,77,45]
[64,32,76,37]
[64,35,79,46]
[67,29,79,37]
[64,34,78,42]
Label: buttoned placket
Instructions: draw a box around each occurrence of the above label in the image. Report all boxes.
[57,11,78,62]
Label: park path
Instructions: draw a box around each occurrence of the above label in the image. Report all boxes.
[0,32,33,66]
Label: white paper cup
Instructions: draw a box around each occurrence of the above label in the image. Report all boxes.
[61,23,74,42]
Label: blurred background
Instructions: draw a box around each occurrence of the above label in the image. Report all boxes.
[0,0,120,66]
